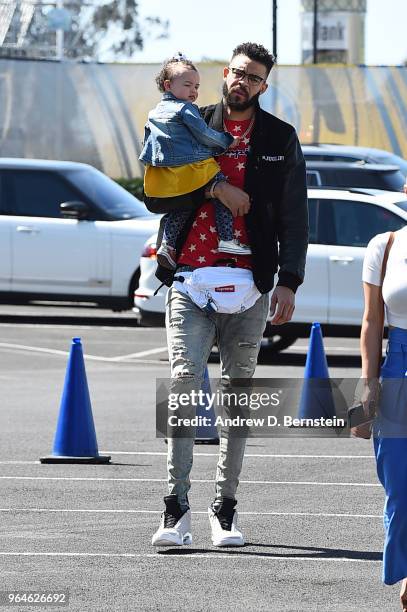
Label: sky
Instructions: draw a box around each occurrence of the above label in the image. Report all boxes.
[131,0,407,66]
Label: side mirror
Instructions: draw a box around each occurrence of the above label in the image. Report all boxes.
[60,201,90,220]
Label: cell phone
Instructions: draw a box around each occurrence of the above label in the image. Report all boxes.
[348,402,374,428]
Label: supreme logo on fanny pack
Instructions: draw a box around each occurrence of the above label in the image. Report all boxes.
[215,285,235,292]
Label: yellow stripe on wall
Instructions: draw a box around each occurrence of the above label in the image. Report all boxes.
[352,68,392,151]
[315,67,355,144]
[389,67,407,158]
[370,69,404,155]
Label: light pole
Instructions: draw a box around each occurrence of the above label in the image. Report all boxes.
[312,0,318,64]
[56,0,64,60]
[271,1,278,116]
[272,0,277,60]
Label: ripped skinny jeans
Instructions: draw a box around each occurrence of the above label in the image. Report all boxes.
[165,286,270,510]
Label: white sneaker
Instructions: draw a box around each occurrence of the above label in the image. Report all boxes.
[208,498,245,547]
[218,239,251,256]
[152,495,192,547]
[156,242,177,269]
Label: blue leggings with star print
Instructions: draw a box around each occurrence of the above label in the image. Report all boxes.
[163,198,234,247]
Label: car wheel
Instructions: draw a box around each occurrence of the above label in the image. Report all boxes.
[261,334,298,353]
[128,268,141,309]
[137,310,165,327]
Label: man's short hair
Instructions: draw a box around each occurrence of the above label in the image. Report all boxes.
[231,42,275,75]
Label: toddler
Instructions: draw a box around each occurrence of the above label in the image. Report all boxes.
[139,53,251,269]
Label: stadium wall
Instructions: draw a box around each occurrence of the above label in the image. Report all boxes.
[1,59,406,178]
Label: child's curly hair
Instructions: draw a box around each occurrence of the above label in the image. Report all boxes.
[155,53,197,93]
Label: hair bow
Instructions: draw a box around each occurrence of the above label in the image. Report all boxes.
[172,51,188,61]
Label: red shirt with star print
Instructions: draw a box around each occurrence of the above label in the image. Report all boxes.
[177,117,253,270]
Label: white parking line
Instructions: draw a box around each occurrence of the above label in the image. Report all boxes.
[0,461,38,465]
[0,476,381,486]
[0,453,375,465]
[101,451,375,459]
[0,323,157,331]
[0,342,168,364]
[0,455,375,465]
[284,345,378,354]
[0,342,71,357]
[0,508,382,518]
[111,347,168,360]
[0,323,100,330]
[285,345,357,352]
[0,551,381,563]
[0,342,115,363]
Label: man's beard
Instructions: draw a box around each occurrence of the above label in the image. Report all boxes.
[222,82,260,111]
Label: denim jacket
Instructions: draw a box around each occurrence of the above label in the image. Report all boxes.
[139,92,233,167]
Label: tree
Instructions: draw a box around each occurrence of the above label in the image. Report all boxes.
[71,1,169,60]
[12,1,169,61]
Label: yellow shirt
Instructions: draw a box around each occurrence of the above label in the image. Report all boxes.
[144,158,219,198]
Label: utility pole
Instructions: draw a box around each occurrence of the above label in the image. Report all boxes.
[56,0,64,60]
[272,0,277,60]
[312,0,318,64]
[271,0,278,116]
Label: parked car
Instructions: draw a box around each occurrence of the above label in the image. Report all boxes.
[0,158,159,310]
[134,188,407,351]
[306,161,405,191]
[302,144,407,176]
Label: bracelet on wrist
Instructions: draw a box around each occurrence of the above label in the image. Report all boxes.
[209,178,225,199]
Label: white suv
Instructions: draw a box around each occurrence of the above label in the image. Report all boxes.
[0,159,159,310]
[134,188,407,350]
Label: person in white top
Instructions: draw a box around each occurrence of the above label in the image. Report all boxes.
[361,226,407,611]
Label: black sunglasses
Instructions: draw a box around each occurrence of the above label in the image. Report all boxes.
[228,67,265,86]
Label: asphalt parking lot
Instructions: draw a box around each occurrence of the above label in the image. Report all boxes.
[0,302,398,612]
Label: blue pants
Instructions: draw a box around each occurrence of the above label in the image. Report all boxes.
[163,199,234,247]
[374,327,407,585]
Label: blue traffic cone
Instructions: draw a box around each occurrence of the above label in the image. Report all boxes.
[297,322,336,420]
[195,367,219,445]
[40,338,110,464]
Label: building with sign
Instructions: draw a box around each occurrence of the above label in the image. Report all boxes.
[0,1,81,59]
[301,0,367,64]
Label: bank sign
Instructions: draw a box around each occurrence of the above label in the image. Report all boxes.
[302,12,350,50]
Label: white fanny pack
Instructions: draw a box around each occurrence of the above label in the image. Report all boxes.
[173,266,261,314]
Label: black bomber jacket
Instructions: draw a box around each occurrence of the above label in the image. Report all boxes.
[155,100,309,294]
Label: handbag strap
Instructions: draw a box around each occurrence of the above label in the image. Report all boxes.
[380,231,395,285]
[376,231,395,374]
